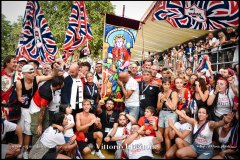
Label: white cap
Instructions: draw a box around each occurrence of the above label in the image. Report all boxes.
[22,64,34,73]
[18,58,28,63]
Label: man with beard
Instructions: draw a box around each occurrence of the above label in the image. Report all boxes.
[106,112,136,159]
[122,123,163,159]
[96,99,119,153]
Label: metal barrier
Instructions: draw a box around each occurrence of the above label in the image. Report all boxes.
[198,44,238,71]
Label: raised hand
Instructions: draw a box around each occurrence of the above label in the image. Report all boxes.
[224,112,234,123]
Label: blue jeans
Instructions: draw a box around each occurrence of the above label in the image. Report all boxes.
[139,107,145,118]
[124,106,139,120]
[191,142,214,159]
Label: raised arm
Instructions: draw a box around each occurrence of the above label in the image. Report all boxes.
[209,112,234,130]
[117,80,134,99]
[228,76,239,97]
[207,85,220,106]
[195,81,209,102]
[122,126,145,149]
[36,62,60,84]
[175,109,196,126]
[120,112,136,124]
[168,119,191,140]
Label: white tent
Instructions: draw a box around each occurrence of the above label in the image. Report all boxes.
[131,2,210,61]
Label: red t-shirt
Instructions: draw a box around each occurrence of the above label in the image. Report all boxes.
[1,69,13,103]
[138,116,158,137]
[184,83,194,99]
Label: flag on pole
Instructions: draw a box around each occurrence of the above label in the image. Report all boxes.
[62,1,93,62]
[152,1,239,30]
[16,1,58,64]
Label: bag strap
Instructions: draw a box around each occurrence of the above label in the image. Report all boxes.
[193,120,208,140]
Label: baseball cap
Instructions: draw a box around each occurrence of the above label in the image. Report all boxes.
[18,58,28,64]
[96,60,102,64]
[22,64,34,73]
[227,68,235,76]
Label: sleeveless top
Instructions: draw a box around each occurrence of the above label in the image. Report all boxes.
[193,122,213,145]
[193,92,207,108]
[162,91,173,110]
[218,127,232,145]
[20,77,38,108]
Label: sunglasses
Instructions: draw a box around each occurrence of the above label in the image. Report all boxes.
[27,71,35,74]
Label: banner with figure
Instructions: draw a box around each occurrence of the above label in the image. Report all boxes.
[16,1,58,64]
[101,14,140,102]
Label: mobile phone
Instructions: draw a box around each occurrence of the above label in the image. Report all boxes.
[144,118,150,124]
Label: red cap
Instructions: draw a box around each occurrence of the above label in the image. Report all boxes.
[227,68,235,76]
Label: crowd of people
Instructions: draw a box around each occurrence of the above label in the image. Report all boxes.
[149,27,238,72]
[1,27,239,159]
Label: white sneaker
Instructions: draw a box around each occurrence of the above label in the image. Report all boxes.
[95,150,105,159]
[23,151,29,159]
[17,148,24,159]
[91,150,96,155]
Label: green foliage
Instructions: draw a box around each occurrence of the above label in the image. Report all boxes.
[39,1,115,57]
[2,14,14,59]
[1,2,115,60]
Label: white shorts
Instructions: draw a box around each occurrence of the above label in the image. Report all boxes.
[18,108,32,135]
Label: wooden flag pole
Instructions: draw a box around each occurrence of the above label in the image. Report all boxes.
[122,5,125,17]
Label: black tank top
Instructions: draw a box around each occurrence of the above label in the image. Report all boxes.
[162,91,173,110]
[20,77,38,108]
[193,92,206,108]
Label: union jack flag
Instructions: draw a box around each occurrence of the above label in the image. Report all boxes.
[62,1,93,62]
[152,1,239,30]
[16,1,58,64]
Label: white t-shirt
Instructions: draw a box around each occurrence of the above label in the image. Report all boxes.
[40,126,65,148]
[174,122,192,144]
[125,136,154,159]
[108,122,132,146]
[1,120,17,140]
[64,114,74,137]
[48,90,61,112]
[210,89,234,117]
[209,37,219,48]
[125,77,139,107]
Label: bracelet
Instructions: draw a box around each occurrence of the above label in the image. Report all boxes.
[172,108,177,112]
[154,129,158,131]
[108,135,112,138]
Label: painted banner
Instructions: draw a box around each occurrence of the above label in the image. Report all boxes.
[16,1,58,64]
[101,14,140,102]
[152,1,239,30]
